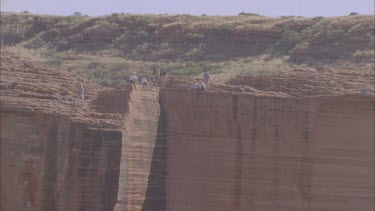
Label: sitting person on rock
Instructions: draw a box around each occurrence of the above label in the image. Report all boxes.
[141,76,149,85]
[198,79,206,91]
[191,80,198,90]
[129,72,138,85]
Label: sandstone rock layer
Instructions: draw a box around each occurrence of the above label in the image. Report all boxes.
[157,90,374,211]
[1,51,374,211]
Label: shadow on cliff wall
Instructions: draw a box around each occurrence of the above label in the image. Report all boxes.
[141,105,168,211]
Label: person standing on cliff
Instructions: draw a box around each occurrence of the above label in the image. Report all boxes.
[77,83,85,106]
[141,76,149,85]
[161,69,167,87]
[203,70,210,91]
[153,66,161,86]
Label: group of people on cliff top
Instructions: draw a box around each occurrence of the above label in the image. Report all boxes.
[129,66,167,86]
[191,71,210,91]
[76,67,211,105]
[129,66,210,92]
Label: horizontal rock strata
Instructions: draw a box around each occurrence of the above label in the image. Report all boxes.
[1,51,374,211]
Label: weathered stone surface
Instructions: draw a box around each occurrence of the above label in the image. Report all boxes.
[1,51,374,211]
[115,86,161,211]
[1,112,122,211]
[158,90,374,211]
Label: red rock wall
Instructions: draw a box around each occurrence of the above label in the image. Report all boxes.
[1,112,122,211]
[95,89,132,114]
[114,86,161,211]
[2,87,373,211]
[158,89,374,211]
[0,85,162,211]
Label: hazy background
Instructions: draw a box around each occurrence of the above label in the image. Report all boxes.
[1,0,374,17]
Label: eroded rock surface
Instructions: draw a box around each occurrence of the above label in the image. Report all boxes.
[228,68,375,97]
[156,90,374,211]
[1,51,374,211]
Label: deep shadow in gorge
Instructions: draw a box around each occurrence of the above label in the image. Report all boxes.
[141,103,168,211]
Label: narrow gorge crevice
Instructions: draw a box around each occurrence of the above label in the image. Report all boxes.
[141,102,168,211]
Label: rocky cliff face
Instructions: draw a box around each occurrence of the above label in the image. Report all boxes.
[1,112,123,211]
[1,51,374,211]
[115,86,161,211]
[156,90,374,211]
[0,51,160,211]
[1,51,124,210]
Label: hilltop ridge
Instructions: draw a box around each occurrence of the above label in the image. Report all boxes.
[1,12,374,86]
[2,12,374,62]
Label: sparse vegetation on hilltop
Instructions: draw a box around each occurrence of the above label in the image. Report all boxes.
[1,12,374,86]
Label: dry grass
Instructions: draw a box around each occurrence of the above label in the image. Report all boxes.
[2,12,374,87]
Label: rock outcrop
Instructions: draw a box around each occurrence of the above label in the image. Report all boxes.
[1,51,160,211]
[228,68,375,97]
[155,89,374,211]
[1,51,374,211]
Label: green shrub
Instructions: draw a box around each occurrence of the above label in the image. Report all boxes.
[111,79,128,87]
[9,15,20,23]
[274,30,300,53]
[56,40,70,51]
[88,60,102,69]
[43,28,61,41]
[238,12,260,16]
[312,16,324,22]
[25,36,46,49]
[73,12,83,17]
[111,13,120,17]
[114,32,133,55]
[93,67,108,78]
[64,12,87,24]
[253,68,279,75]
[185,47,204,58]
[165,62,222,76]
[221,24,236,35]
[135,42,150,53]
[366,32,375,44]
[169,67,201,76]
[184,32,204,40]
[114,34,130,43]
[326,29,345,40]
[108,62,130,71]
[125,50,138,59]
[352,50,375,62]
[281,16,295,19]
[49,28,61,36]
[89,77,115,87]
[46,58,62,67]
[0,26,3,46]
[349,12,359,16]
[98,79,114,87]
[135,30,149,41]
